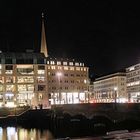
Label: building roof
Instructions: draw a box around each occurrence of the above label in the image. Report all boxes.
[0,52,46,64]
[95,72,126,82]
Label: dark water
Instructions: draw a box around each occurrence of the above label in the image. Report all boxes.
[0,127,102,140]
[0,127,54,140]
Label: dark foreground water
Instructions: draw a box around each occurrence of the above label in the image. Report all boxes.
[0,127,55,140]
[0,127,102,140]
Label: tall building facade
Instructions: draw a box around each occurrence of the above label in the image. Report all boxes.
[126,64,140,102]
[0,14,89,107]
[47,58,89,104]
[93,72,127,103]
[0,52,48,107]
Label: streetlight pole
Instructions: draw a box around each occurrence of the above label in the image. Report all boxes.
[114,87,118,110]
[56,72,62,104]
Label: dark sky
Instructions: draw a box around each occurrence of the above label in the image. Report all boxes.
[0,1,140,78]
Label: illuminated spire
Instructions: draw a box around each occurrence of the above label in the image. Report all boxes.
[40,13,48,57]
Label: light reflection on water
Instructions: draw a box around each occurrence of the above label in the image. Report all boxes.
[0,127,54,140]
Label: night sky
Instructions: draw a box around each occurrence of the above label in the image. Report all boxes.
[0,1,140,79]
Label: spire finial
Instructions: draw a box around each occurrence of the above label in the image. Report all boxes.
[40,12,48,57]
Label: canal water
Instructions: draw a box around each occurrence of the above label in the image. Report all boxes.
[0,127,102,140]
[0,127,54,140]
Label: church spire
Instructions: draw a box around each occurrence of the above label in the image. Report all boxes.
[40,13,48,57]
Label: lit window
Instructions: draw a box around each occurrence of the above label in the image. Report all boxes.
[0,65,2,69]
[5,93,14,102]
[84,79,87,84]
[84,68,86,71]
[63,62,67,65]
[18,85,27,91]
[70,67,74,71]
[75,63,79,66]
[38,70,45,74]
[17,65,34,75]
[51,66,55,69]
[69,62,73,66]
[27,85,34,91]
[5,70,13,74]
[58,66,62,70]
[76,67,80,71]
[6,77,15,83]
[64,66,68,70]
[129,67,135,71]
[47,61,50,64]
[81,68,83,71]
[47,66,50,69]
[5,65,13,74]
[6,85,15,92]
[37,77,45,83]
[57,61,61,65]
[50,61,55,65]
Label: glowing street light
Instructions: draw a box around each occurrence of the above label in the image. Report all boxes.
[56,72,62,77]
[114,87,118,110]
[56,72,62,104]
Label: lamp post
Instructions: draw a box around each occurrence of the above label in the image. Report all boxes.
[114,87,118,110]
[56,72,62,104]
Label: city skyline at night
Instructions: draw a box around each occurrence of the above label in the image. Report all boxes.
[0,1,140,78]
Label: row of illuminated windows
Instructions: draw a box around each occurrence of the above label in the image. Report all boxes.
[94,83,118,89]
[127,76,140,82]
[48,66,87,71]
[47,61,84,66]
[127,70,140,78]
[0,65,45,69]
[0,69,45,75]
[0,65,45,74]
[49,86,87,90]
[48,79,87,84]
[0,84,34,92]
[127,81,140,87]
[48,72,87,77]
[0,84,46,92]
[0,76,45,84]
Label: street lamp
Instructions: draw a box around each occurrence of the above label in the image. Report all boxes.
[114,87,118,110]
[56,72,62,104]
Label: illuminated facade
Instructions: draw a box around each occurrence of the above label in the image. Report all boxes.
[0,14,89,107]
[126,64,140,102]
[47,58,89,104]
[0,52,48,107]
[93,72,127,103]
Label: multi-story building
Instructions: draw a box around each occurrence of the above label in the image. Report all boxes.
[126,64,140,102]
[0,14,89,107]
[93,72,127,103]
[0,52,48,107]
[47,58,89,104]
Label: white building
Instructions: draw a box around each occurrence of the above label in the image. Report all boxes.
[126,64,140,102]
[93,72,127,103]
